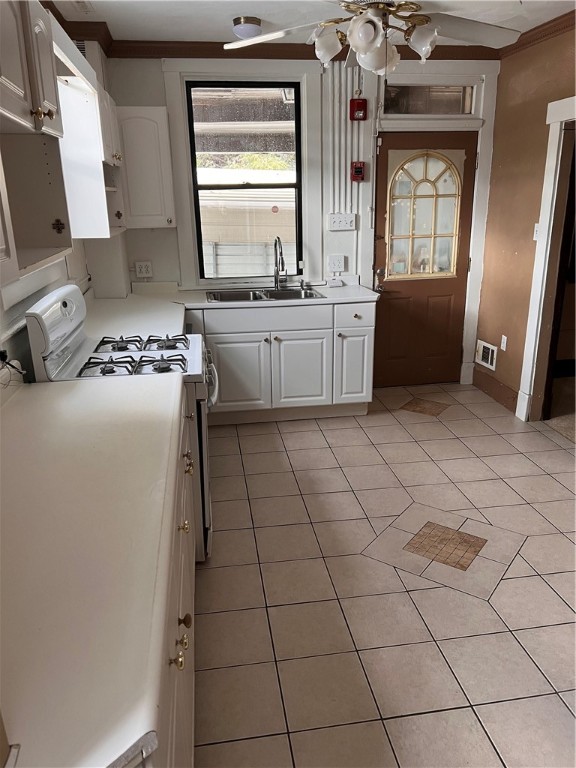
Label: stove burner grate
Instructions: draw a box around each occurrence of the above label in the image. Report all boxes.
[95,335,144,353]
[144,334,190,351]
[134,354,187,375]
[78,355,137,378]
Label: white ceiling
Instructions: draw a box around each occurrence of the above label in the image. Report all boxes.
[53,0,575,46]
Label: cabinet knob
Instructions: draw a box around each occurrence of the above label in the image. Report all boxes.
[353,313,361,319]
[338,332,344,338]
[176,633,189,650]
[178,520,191,533]
[183,450,192,460]
[179,613,192,628]
[44,108,55,120]
[274,336,281,342]
[113,152,123,162]
[169,650,185,670]
[185,413,194,421]
[30,106,43,119]
[167,217,173,224]
[185,460,194,476]
[264,337,270,343]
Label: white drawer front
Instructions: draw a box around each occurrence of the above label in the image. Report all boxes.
[334,302,376,328]
[204,305,333,334]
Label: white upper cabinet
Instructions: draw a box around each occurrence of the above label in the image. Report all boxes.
[0,151,19,287]
[118,107,176,228]
[98,87,123,166]
[0,2,35,131]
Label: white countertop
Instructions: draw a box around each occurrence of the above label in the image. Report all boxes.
[0,376,183,767]
[85,291,186,338]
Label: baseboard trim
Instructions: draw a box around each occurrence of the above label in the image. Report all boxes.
[208,403,368,425]
[473,366,518,413]
[516,391,531,422]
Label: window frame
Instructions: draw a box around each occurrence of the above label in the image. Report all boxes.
[185,80,303,280]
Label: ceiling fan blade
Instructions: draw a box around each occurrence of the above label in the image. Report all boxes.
[427,13,521,48]
[223,21,323,50]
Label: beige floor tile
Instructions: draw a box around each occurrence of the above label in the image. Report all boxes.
[355,411,400,427]
[412,586,506,639]
[362,642,467,717]
[317,416,359,430]
[466,401,513,418]
[255,523,322,562]
[423,555,508,599]
[404,422,455,441]
[363,425,414,444]
[527,450,576,474]
[439,632,553,704]
[237,422,279,435]
[326,554,405,597]
[195,663,285,745]
[332,445,384,467]
[295,467,351,494]
[201,529,258,568]
[210,454,244,477]
[341,592,431,649]
[503,431,562,452]
[211,475,248,501]
[278,653,379,731]
[356,487,413,517]
[209,436,240,456]
[386,708,501,768]
[451,390,495,404]
[243,451,292,475]
[212,499,253,531]
[363,526,431,575]
[460,518,525,565]
[290,722,397,768]
[533,500,576,532]
[323,427,372,447]
[543,572,576,609]
[461,434,520,456]
[374,389,412,410]
[303,491,366,521]
[407,483,475,511]
[195,564,265,614]
[481,504,557,536]
[506,474,575,503]
[437,404,477,421]
[261,558,336,605]
[314,519,376,556]
[343,464,401,490]
[439,382,478,391]
[246,472,300,498]
[282,429,328,451]
[288,448,338,470]
[515,624,576,691]
[548,431,576,449]
[394,409,438,424]
[503,555,537,578]
[375,442,430,463]
[370,516,398,535]
[476,695,576,768]
[407,384,445,394]
[446,419,496,437]
[520,533,576,574]
[195,608,274,669]
[456,479,525,507]
[418,391,459,404]
[489,576,575,629]
[251,495,310,527]
[483,416,536,434]
[240,434,286,454]
[481,453,546,479]
[389,461,450,486]
[560,690,576,714]
[367,397,389,412]
[268,600,354,659]
[392,502,467,535]
[554,471,576,493]
[396,570,441,590]
[195,735,292,768]
[278,419,319,433]
[420,439,476,460]
[436,457,497,482]
[208,424,237,438]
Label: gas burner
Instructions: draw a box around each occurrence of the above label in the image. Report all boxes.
[95,335,144,353]
[134,354,187,375]
[78,355,137,378]
[144,334,190,351]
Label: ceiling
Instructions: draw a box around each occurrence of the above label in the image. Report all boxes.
[53,0,575,47]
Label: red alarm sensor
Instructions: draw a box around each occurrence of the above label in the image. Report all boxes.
[350,161,365,182]
[349,98,367,121]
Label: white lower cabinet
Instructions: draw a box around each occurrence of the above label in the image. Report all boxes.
[272,329,333,407]
[206,332,272,410]
[334,327,375,403]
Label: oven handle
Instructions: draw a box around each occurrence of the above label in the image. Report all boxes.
[206,362,219,408]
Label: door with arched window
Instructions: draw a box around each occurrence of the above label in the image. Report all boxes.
[373,132,478,386]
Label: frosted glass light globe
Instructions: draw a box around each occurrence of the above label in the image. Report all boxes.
[357,22,376,42]
[348,14,385,54]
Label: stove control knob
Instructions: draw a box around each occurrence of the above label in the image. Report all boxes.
[169,650,185,671]
[176,633,189,651]
[179,613,192,628]
[178,520,191,533]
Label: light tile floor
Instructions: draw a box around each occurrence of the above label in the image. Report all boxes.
[196,384,575,768]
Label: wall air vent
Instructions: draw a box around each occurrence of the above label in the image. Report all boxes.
[74,40,87,57]
[71,1,96,14]
[475,340,497,371]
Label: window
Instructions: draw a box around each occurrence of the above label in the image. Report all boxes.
[387,151,461,279]
[186,82,302,280]
[384,85,474,115]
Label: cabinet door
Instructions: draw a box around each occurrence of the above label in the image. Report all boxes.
[334,327,375,403]
[22,1,63,137]
[98,86,114,164]
[171,548,194,768]
[0,151,19,287]
[118,107,176,228]
[272,329,333,408]
[206,332,271,411]
[0,2,34,131]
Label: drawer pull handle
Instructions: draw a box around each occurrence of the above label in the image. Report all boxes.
[176,633,189,650]
[169,650,185,670]
[185,460,194,476]
[179,613,192,628]
[178,520,191,533]
[274,336,281,342]
[353,313,361,319]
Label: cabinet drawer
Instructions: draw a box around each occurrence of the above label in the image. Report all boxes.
[204,304,333,334]
[334,302,375,328]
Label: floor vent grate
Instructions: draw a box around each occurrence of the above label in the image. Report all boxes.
[475,340,497,371]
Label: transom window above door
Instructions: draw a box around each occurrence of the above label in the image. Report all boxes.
[387,151,461,279]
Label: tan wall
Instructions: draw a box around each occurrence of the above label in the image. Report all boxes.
[475,30,575,399]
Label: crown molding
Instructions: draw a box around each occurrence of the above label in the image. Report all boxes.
[499,11,575,58]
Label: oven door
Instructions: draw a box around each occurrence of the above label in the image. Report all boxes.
[185,382,213,562]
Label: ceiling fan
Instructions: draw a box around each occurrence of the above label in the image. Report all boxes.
[223,2,522,75]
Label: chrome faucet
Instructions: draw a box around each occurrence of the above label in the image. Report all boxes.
[273,236,286,290]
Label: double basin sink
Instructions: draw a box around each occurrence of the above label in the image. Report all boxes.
[206,287,325,302]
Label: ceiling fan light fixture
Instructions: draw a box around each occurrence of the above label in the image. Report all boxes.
[347,13,385,55]
[407,25,438,62]
[314,27,344,65]
[232,16,262,40]
[356,41,400,75]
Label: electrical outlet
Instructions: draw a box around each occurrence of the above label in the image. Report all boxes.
[328,254,345,273]
[327,213,356,231]
[135,261,153,279]
[501,335,507,351]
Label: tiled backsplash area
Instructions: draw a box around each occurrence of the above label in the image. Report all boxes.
[196,383,575,768]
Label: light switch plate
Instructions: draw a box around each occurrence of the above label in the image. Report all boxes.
[327,213,356,231]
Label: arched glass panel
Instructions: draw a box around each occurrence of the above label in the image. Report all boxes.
[386,151,462,279]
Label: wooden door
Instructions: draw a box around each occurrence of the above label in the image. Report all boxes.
[373,132,477,386]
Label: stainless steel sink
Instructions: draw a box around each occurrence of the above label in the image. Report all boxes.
[206,287,325,302]
[206,290,267,302]
[261,288,325,300]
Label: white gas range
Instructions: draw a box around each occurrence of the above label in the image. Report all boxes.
[25,285,216,560]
